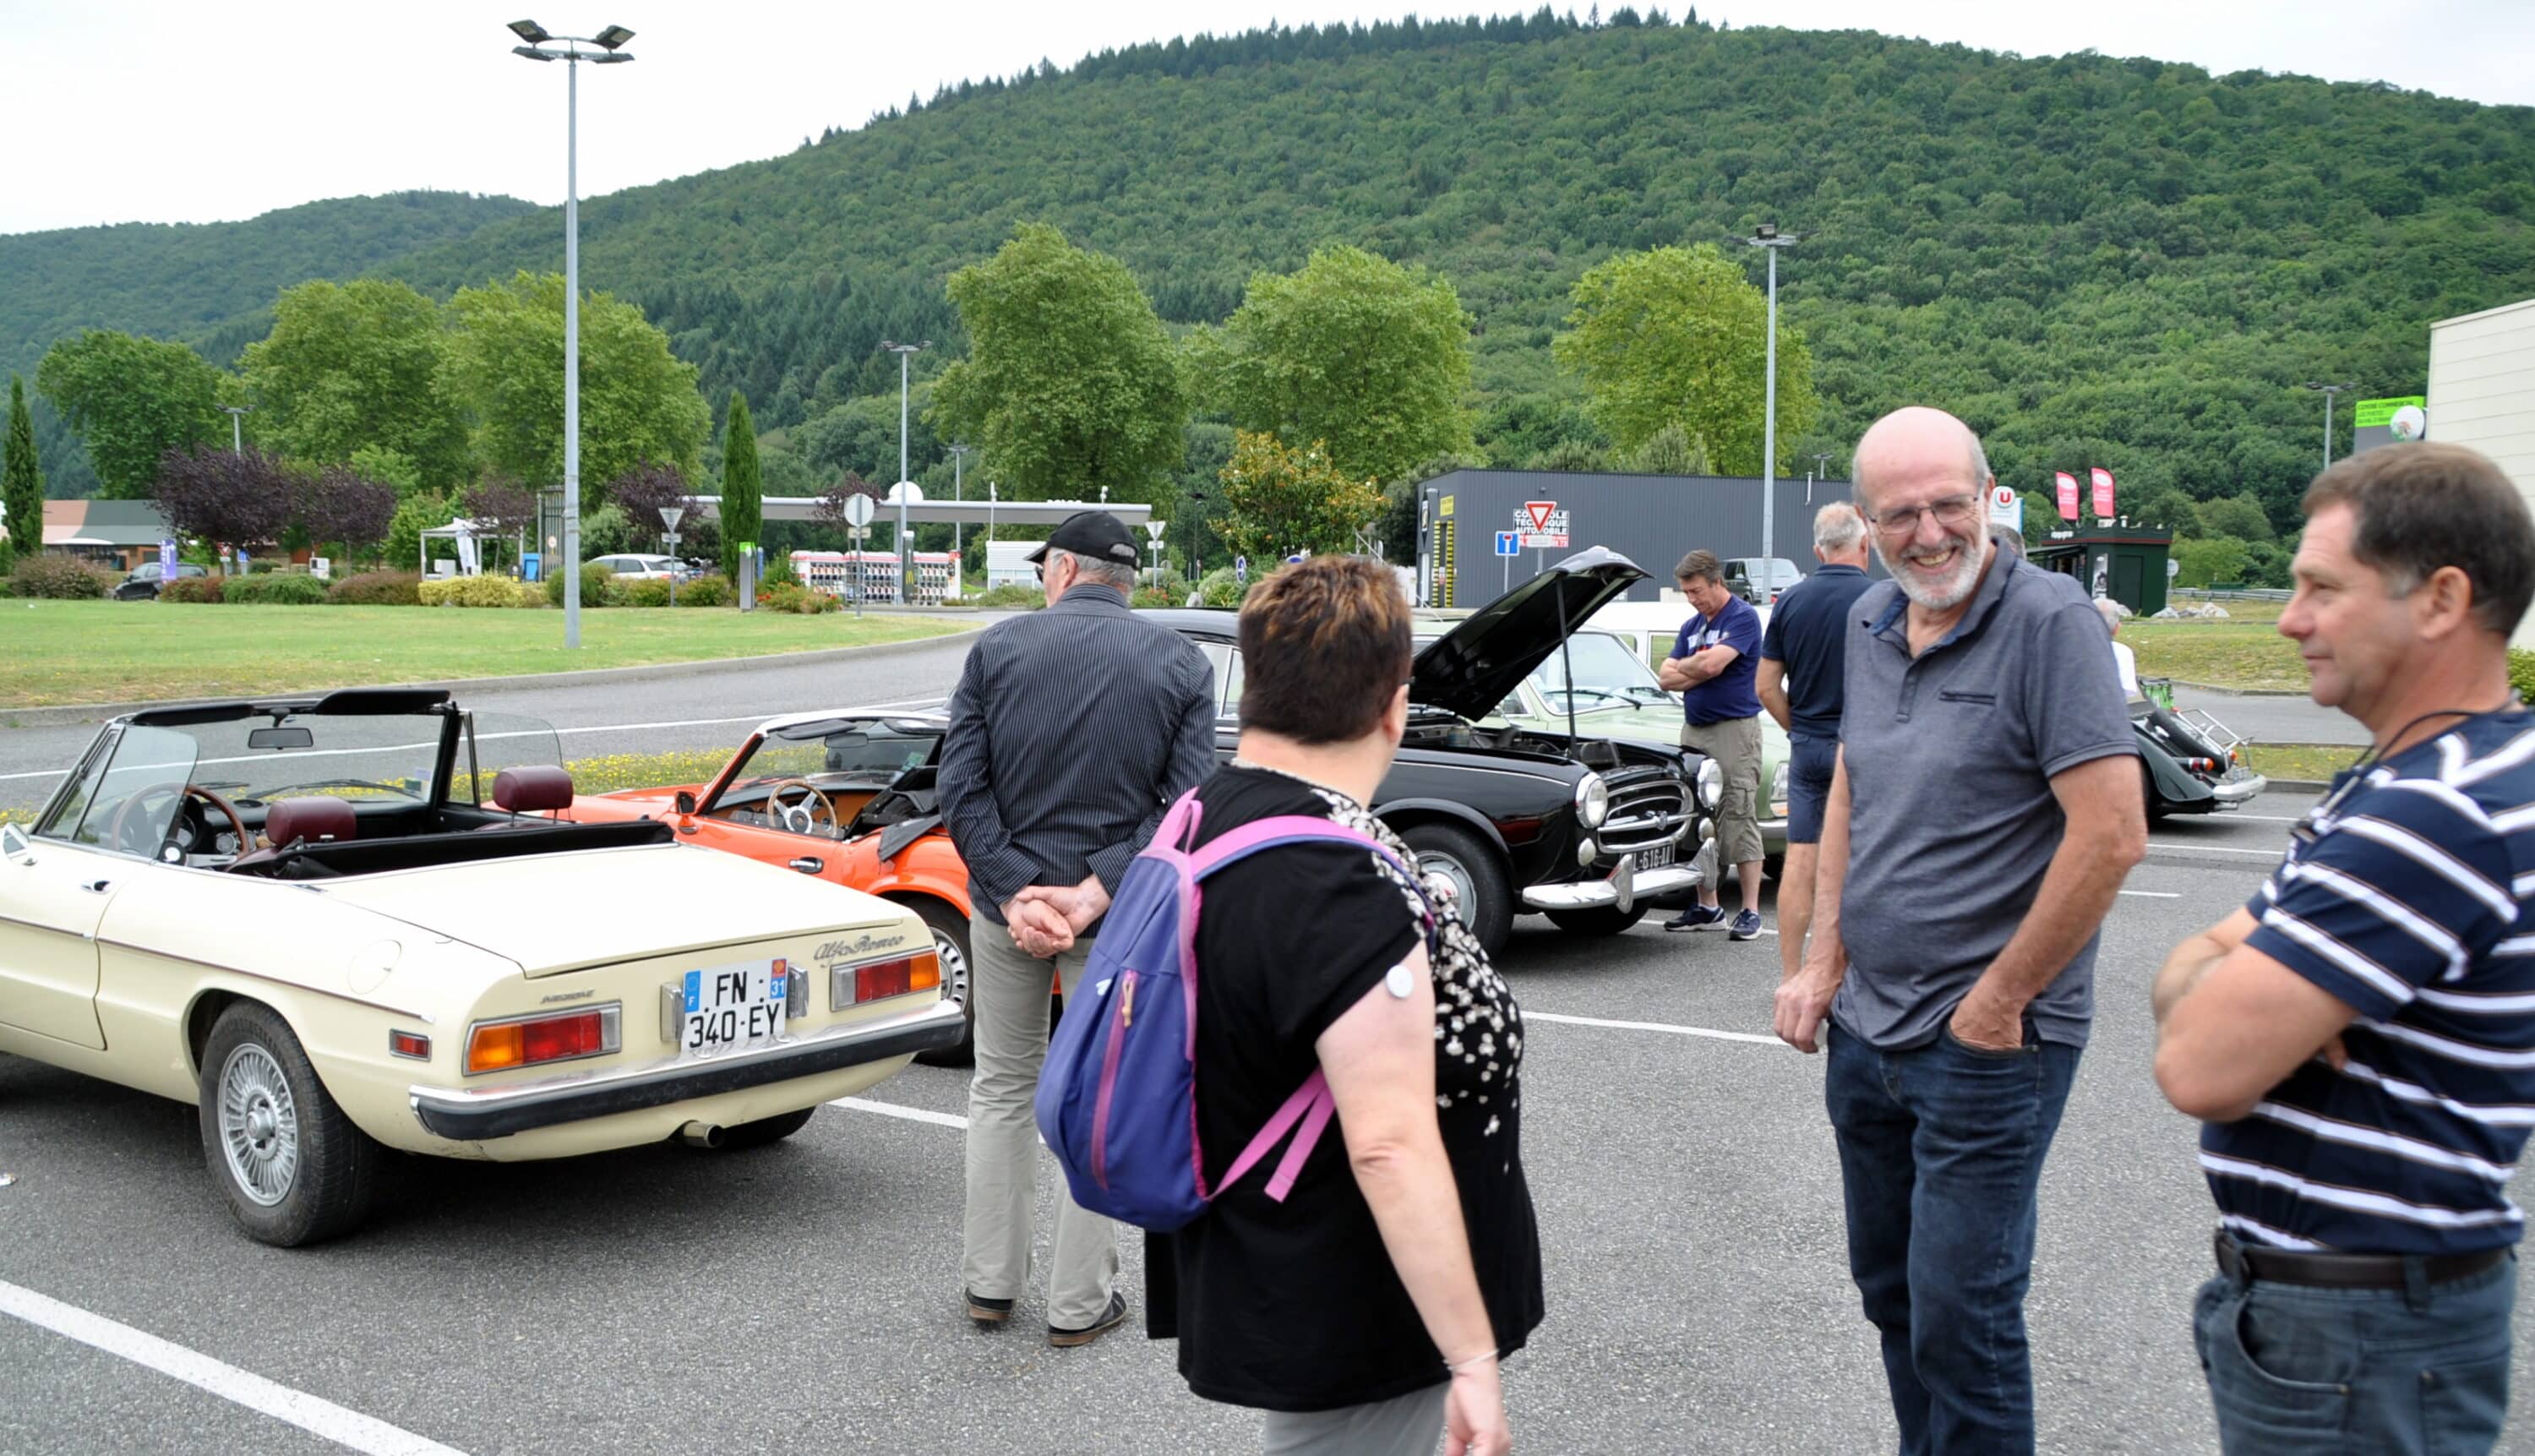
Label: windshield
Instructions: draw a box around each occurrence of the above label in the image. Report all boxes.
[716,718,938,803]
[1527,632,1675,711]
[40,724,202,853]
[158,712,448,808]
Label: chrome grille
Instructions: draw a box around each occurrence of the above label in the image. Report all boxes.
[1599,769,1692,853]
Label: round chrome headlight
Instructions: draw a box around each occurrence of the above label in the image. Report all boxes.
[1695,758,1721,811]
[1574,772,1609,830]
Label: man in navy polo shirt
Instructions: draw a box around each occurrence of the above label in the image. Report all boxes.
[1661,548,1768,939]
[1758,501,1877,984]
[2155,444,2535,1454]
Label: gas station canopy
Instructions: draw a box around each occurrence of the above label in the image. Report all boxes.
[690,496,1153,528]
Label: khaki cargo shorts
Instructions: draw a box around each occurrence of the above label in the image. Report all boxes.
[1681,715,1764,867]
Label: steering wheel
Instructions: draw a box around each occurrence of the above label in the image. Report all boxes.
[106,783,249,862]
[763,779,838,837]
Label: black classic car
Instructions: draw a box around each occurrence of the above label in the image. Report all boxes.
[1147,548,1704,951]
[115,560,210,600]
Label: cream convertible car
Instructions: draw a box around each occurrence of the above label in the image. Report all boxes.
[0,689,963,1246]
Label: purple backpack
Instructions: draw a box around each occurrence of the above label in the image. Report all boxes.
[1034,786,1433,1231]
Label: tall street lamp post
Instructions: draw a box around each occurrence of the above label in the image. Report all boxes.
[880,340,930,602]
[1741,224,1801,577]
[2303,381,2358,473]
[947,441,971,592]
[510,18,634,649]
[216,404,251,454]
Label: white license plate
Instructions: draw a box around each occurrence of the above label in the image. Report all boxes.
[1636,841,1675,870]
[681,958,788,1056]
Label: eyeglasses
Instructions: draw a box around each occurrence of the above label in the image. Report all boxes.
[1869,494,1981,537]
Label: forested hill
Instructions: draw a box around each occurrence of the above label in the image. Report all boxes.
[9,12,2535,521]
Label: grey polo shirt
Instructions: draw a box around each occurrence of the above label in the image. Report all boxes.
[1830,551,2135,1050]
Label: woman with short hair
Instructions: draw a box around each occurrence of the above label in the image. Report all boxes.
[1148,556,1536,1456]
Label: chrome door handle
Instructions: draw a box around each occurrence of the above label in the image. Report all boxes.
[80,878,112,894]
[788,858,824,875]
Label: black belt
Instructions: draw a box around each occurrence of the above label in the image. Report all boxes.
[2213,1230,2510,1290]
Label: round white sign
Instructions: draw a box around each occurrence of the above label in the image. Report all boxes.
[842,494,876,527]
[2390,404,2428,441]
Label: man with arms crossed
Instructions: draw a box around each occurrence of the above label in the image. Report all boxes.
[1774,406,2145,1454]
[1661,549,1768,939]
[938,510,1217,1348]
[2154,444,2535,1454]
[1757,501,1876,985]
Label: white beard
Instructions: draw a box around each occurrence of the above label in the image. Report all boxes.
[1878,530,1989,610]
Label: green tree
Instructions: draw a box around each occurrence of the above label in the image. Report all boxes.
[930,224,1186,503]
[718,393,763,581]
[1625,422,1715,475]
[34,330,226,499]
[348,444,423,498]
[241,278,472,491]
[1208,431,1383,560]
[444,271,709,510]
[2173,535,2252,589]
[3,375,44,574]
[1207,244,1475,485]
[1551,243,1817,474]
[2194,493,2275,542]
[386,490,458,573]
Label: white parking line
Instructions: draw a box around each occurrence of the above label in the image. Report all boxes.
[0,1278,468,1456]
[2147,843,2288,857]
[2119,890,2183,898]
[1522,1010,1780,1045]
[833,1095,969,1130]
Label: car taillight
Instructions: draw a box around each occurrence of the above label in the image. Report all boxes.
[837,952,944,1007]
[465,1005,621,1074]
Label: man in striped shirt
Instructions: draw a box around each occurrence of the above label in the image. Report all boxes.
[2154,444,2535,1454]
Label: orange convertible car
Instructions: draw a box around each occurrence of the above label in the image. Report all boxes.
[566,711,978,1064]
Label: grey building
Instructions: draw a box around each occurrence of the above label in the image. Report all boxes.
[1418,469,1857,607]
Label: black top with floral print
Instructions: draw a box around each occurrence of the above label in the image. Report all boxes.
[1147,765,1543,1415]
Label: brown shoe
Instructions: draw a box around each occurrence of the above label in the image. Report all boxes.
[1047,1291,1129,1348]
[965,1291,1014,1327]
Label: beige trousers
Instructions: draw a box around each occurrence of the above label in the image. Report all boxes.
[960,917,1118,1328]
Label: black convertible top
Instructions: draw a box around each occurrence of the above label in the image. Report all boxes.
[127,687,453,727]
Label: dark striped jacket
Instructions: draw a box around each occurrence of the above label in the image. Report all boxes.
[2204,708,2535,1254]
[937,584,1217,927]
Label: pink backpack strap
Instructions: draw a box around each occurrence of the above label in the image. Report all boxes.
[1187,815,1386,877]
[1153,787,1204,859]
[1217,1069,1334,1203]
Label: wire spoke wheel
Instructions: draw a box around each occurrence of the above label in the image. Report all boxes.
[216,1044,300,1207]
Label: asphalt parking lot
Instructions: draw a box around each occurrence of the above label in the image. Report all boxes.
[11,785,2534,1455]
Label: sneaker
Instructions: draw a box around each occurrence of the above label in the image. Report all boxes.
[964,1291,1015,1327]
[1049,1290,1131,1349]
[1730,910,1764,941]
[1665,904,1726,932]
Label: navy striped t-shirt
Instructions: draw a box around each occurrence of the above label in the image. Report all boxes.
[2204,708,2535,1255]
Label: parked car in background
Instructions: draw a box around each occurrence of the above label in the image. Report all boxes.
[2134,691,2269,819]
[1724,557,1805,605]
[1157,548,1704,946]
[586,553,682,581]
[113,560,209,600]
[1578,600,1793,858]
[565,711,983,1065]
[0,688,960,1246]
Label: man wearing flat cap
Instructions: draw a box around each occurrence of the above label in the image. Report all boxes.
[938,508,1217,1348]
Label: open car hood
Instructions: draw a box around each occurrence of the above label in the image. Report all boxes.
[1413,547,1649,722]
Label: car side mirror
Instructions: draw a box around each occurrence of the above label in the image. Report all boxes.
[1,823,30,862]
[673,791,697,815]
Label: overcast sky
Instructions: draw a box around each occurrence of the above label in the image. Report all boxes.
[5,1,2528,237]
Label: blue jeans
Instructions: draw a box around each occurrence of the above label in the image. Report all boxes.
[1824,1020,2080,1456]
[2194,1252,2516,1453]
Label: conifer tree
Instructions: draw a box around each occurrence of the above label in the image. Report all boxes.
[2,375,44,575]
[717,393,762,582]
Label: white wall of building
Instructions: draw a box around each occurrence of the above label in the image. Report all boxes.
[2429,297,2535,647]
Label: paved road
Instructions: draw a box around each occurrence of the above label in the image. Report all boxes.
[2169,685,2369,747]
[8,786,2534,1453]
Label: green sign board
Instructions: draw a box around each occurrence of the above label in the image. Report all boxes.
[2352,395,2426,428]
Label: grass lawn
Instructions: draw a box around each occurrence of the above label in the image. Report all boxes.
[2128,616,2304,692]
[1,601,972,710]
[2243,741,2363,784]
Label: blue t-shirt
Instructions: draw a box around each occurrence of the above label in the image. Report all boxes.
[1759,564,1874,741]
[2202,708,2535,1255]
[1671,595,1763,725]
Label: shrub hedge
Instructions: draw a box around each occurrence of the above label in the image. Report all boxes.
[10,553,114,599]
[420,575,543,608]
[971,583,1044,608]
[621,578,673,608]
[545,564,613,608]
[326,571,423,606]
[757,581,838,614]
[2510,649,2535,705]
[158,575,226,603]
[221,573,331,605]
[676,574,733,607]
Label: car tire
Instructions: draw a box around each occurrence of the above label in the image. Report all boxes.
[902,897,974,1068]
[714,1106,818,1150]
[1545,904,1649,935]
[1400,821,1512,957]
[197,1001,380,1247]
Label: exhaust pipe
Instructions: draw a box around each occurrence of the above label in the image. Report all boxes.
[677,1121,724,1149]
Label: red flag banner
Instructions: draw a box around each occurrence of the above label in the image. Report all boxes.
[2090,467,2116,519]
[2054,472,2080,521]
